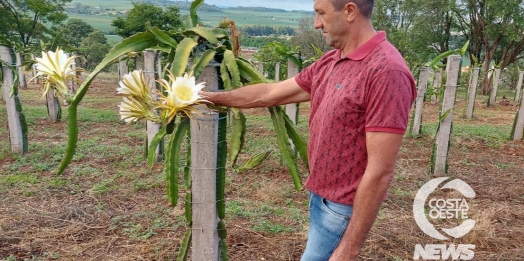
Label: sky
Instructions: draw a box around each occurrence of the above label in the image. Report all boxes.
[200,0,314,11]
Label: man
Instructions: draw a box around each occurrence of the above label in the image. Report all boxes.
[202,0,416,260]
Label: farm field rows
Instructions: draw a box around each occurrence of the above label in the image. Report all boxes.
[68,9,306,33]
[1,72,524,260]
[66,0,311,32]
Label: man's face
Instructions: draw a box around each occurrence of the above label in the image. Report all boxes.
[313,0,348,49]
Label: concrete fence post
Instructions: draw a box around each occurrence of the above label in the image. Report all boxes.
[433,55,461,176]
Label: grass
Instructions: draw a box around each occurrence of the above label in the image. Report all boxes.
[227,200,303,234]
[422,122,512,147]
[0,173,39,186]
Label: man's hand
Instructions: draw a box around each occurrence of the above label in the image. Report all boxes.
[329,245,359,261]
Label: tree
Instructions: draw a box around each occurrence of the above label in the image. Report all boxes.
[111,3,184,38]
[255,41,290,80]
[62,18,95,48]
[454,0,524,95]
[239,33,284,48]
[373,0,415,59]
[372,0,466,69]
[288,16,330,61]
[81,30,107,46]
[0,0,71,48]
[239,25,295,36]
[408,0,462,66]
[0,7,11,36]
[373,0,449,67]
[77,30,110,70]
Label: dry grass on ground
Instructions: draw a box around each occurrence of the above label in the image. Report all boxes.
[1,73,523,260]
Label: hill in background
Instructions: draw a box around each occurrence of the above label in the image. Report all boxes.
[66,0,312,37]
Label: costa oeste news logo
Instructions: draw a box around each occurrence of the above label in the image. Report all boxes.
[413,177,476,260]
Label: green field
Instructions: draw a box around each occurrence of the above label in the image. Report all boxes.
[105,34,123,44]
[67,13,118,33]
[67,0,134,9]
[67,10,308,31]
[66,0,311,32]
[188,9,307,27]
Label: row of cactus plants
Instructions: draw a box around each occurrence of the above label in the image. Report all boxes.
[27,0,308,259]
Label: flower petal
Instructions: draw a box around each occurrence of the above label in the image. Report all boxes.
[33,47,79,98]
[156,72,210,122]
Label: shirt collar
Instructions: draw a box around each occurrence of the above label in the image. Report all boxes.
[338,31,387,61]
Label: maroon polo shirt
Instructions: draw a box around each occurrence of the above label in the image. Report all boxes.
[295,31,416,205]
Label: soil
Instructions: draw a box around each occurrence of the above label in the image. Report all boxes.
[1,74,523,260]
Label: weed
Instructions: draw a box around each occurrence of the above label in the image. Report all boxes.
[454,124,511,148]
[91,180,112,194]
[76,108,120,123]
[378,209,387,220]
[96,202,107,212]
[122,223,150,240]
[227,200,256,218]
[47,177,68,189]
[253,220,294,234]
[0,173,39,190]
[175,215,187,228]
[129,172,162,191]
[120,218,170,240]
[395,173,407,181]
[91,173,122,194]
[288,207,308,224]
[496,162,514,170]
[72,165,103,176]
[4,255,17,261]
[111,216,123,226]
[461,159,478,166]
[394,188,410,197]
[274,207,285,215]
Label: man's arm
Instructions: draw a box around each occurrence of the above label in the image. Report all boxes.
[329,132,404,261]
[201,77,310,108]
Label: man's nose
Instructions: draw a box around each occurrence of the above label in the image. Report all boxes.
[314,15,322,29]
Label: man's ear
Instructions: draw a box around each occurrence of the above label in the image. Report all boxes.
[344,2,358,22]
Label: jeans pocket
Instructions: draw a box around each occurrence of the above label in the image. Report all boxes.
[321,198,353,221]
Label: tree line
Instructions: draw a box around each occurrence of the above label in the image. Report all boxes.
[239,25,296,37]
[373,0,524,94]
[65,3,122,15]
[167,1,223,12]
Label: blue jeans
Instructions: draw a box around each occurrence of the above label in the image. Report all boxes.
[301,192,354,261]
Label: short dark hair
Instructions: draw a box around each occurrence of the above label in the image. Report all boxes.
[331,0,374,18]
